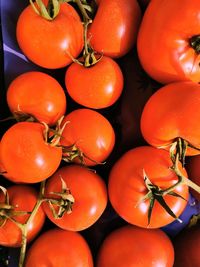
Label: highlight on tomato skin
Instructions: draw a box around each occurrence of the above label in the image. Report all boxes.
[0,121,63,184]
[88,0,142,58]
[108,146,189,229]
[0,185,45,248]
[6,71,67,126]
[96,224,174,267]
[60,108,116,166]
[42,164,108,231]
[140,81,200,156]
[16,1,84,69]
[25,228,94,267]
[65,56,124,109]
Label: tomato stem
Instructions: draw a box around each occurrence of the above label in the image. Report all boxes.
[18,181,46,267]
[29,0,60,20]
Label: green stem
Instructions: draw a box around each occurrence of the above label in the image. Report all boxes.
[74,0,91,21]
[18,181,46,267]
[18,226,28,267]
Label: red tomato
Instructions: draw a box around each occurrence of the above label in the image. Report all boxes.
[65,56,124,109]
[16,1,84,69]
[25,228,94,267]
[141,81,200,156]
[7,71,67,126]
[88,0,142,58]
[108,146,189,228]
[137,0,200,84]
[186,155,200,200]
[60,109,115,166]
[0,122,62,183]
[0,185,45,247]
[96,225,174,267]
[173,225,200,267]
[42,165,107,231]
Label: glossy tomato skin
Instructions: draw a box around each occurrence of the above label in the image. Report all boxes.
[88,0,142,58]
[0,122,62,183]
[42,165,107,231]
[96,224,174,267]
[0,185,45,247]
[16,2,84,69]
[173,225,200,267]
[65,56,124,109]
[60,109,115,166]
[137,0,200,84]
[108,146,189,228]
[141,81,200,155]
[7,71,66,126]
[25,228,94,267]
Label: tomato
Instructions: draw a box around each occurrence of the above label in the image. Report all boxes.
[96,224,174,267]
[141,81,200,156]
[173,225,200,267]
[108,146,189,228]
[7,71,66,126]
[186,155,200,201]
[42,164,107,231]
[88,0,142,58]
[0,185,45,247]
[137,0,200,84]
[0,122,62,183]
[65,56,124,109]
[25,228,94,267]
[60,109,115,166]
[16,1,84,69]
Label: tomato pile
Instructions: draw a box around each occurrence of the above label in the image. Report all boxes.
[1,0,200,266]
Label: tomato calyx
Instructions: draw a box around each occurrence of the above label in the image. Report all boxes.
[159,137,200,167]
[189,35,200,54]
[169,137,188,167]
[0,186,32,228]
[45,177,75,218]
[71,0,103,67]
[43,116,68,147]
[137,170,184,225]
[29,0,62,20]
[61,143,105,165]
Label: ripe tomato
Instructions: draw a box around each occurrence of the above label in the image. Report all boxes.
[42,164,107,231]
[0,185,45,247]
[108,146,189,228]
[186,155,200,201]
[96,224,174,267]
[141,81,200,155]
[7,71,66,126]
[88,0,142,58]
[65,56,124,109]
[25,228,94,267]
[60,109,115,166]
[137,0,200,84]
[173,225,200,267]
[0,122,62,183]
[16,1,84,69]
